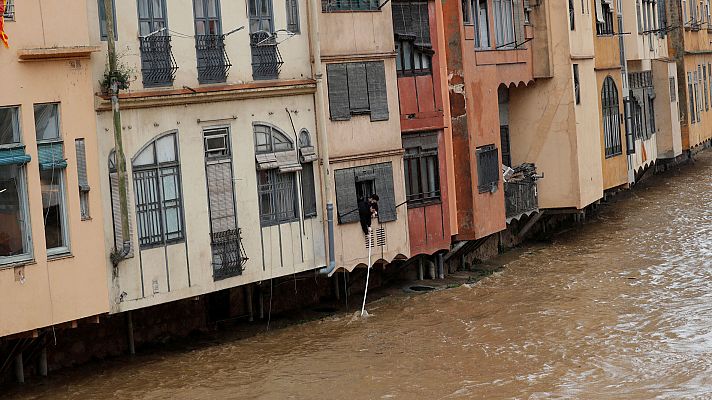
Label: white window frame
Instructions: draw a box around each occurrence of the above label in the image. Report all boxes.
[34,103,70,257]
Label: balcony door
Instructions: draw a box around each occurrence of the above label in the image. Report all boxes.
[138,0,176,87]
[194,0,230,83]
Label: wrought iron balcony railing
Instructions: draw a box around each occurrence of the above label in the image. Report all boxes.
[139,35,178,87]
[211,228,248,281]
[504,163,540,221]
[195,34,231,84]
[250,32,283,81]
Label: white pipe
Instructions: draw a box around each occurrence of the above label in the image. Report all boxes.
[361,228,373,317]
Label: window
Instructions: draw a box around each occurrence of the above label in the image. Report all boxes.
[334,163,397,224]
[203,127,245,280]
[34,104,69,255]
[298,131,317,218]
[254,124,294,154]
[2,0,14,20]
[601,76,622,157]
[393,1,432,76]
[462,0,473,23]
[249,0,283,80]
[573,64,581,105]
[98,0,118,40]
[493,0,515,48]
[403,133,440,205]
[595,0,614,35]
[0,106,32,264]
[636,0,642,32]
[132,133,184,248]
[705,65,709,111]
[75,139,91,220]
[689,72,695,123]
[695,69,701,122]
[670,76,676,103]
[194,0,231,84]
[683,0,688,25]
[648,95,656,135]
[286,0,300,33]
[321,0,379,12]
[327,61,389,121]
[476,145,499,193]
[475,0,490,48]
[257,169,298,226]
[569,0,575,30]
[138,0,177,87]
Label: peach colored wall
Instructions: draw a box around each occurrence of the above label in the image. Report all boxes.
[653,60,683,159]
[0,0,109,337]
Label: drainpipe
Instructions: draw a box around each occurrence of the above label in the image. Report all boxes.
[104,0,131,265]
[304,0,336,274]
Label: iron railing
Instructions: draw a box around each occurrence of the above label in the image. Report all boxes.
[211,228,248,280]
[139,35,178,87]
[250,31,283,80]
[322,0,378,12]
[504,179,538,220]
[195,34,231,84]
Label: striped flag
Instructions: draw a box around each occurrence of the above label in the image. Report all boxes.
[0,0,8,48]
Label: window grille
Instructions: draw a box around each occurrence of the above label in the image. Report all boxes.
[250,32,283,80]
[131,134,184,248]
[321,0,379,12]
[476,145,499,193]
[258,169,298,226]
[601,76,622,157]
[403,145,440,206]
[196,35,231,83]
[140,35,178,87]
[595,1,614,35]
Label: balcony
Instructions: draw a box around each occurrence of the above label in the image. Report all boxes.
[250,32,283,81]
[211,228,248,281]
[504,163,540,222]
[196,34,231,84]
[139,35,178,88]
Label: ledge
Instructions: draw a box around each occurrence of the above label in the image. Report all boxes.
[329,148,405,164]
[17,45,100,61]
[321,51,397,63]
[95,79,317,111]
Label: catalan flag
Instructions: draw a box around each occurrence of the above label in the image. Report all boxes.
[0,0,8,48]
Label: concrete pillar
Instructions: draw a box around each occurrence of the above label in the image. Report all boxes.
[418,257,424,280]
[259,286,265,320]
[15,353,24,384]
[246,284,254,322]
[126,311,135,356]
[333,274,340,300]
[428,258,436,280]
[39,346,47,377]
[437,253,445,279]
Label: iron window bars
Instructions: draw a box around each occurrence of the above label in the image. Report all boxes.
[2,0,14,20]
[140,35,178,87]
[322,0,379,12]
[196,34,232,84]
[602,76,623,157]
[250,31,283,80]
[476,145,499,193]
[404,146,440,205]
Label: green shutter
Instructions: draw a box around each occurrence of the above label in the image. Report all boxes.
[301,162,317,218]
[374,162,397,222]
[366,61,389,122]
[38,142,67,170]
[347,62,370,113]
[0,147,31,166]
[512,0,525,46]
[327,63,351,121]
[334,167,359,224]
[75,139,90,191]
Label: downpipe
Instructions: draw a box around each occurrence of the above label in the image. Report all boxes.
[318,203,337,275]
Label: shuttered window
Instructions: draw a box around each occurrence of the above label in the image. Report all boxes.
[75,139,91,220]
[3,0,14,20]
[403,132,440,206]
[326,61,389,122]
[334,162,397,225]
[286,0,300,33]
[476,145,499,193]
[98,0,118,40]
[602,76,623,157]
[393,2,433,77]
[301,162,317,218]
[108,151,134,256]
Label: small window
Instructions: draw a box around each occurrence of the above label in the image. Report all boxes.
[569,0,575,30]
[475,0,490,48]
[595,0,614,36]
[601,76,622,157]
[3,0,15,21]
[476,145,499,193]
[573,64,581,105]
[75,139,91,220]
[669,76,676,103]
[404,145,440,206]
[301,162,317,218]
[493,0,515,48]
[257,169,298,226]
[253,123,294,154]
[462,0,473,24]
[286,0,300,33]
[393,1,433,77]
[98,0,118,40]
[689,72,695,123]
[334,162,397,224]
[321,0,379,12]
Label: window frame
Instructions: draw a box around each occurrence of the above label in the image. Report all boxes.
[403,146,441,207]
[286,0,300,33]
[595,1,614,36]
[474,0,491,49]
[34,103,70,257]
[573,64,581,105]
[601,76,623,158]
[131,132,185,249]
[257,168,299,226]
[98,0,118,41]
[476,144,499,193]
[2,0,15,21]
[492,0,515,49]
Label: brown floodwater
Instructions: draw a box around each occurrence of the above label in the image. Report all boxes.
[6,152,712,399]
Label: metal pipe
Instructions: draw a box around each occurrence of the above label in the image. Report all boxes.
[437,253,445,279]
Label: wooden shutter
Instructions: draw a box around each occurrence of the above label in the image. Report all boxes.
[658,0,667,37]
[301,162,317,217]
[326,63,351,121]
[512,0,525,46]
[392,2,409,35]
[109,171,134,257]
[334,167,359,223]
[75,139,90,191]
[366,61,389,121]
[206,160,237,234]
[347,62,370,113]
[413,2,431,46]
[374,162,397,222]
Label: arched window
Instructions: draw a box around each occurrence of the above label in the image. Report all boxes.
[254,123,294,154]
[602,76,622,157]
[131,133,184,247]
[298,129,311,148]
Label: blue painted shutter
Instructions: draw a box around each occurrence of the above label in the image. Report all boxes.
[374,162,397,222]
[327,63,351,121]
[366,61,389,121]
[334,167,359,223]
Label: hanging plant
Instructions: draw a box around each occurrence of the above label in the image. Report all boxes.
[100,63,133,95]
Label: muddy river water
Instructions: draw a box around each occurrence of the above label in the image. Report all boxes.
[7,152,712,399]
